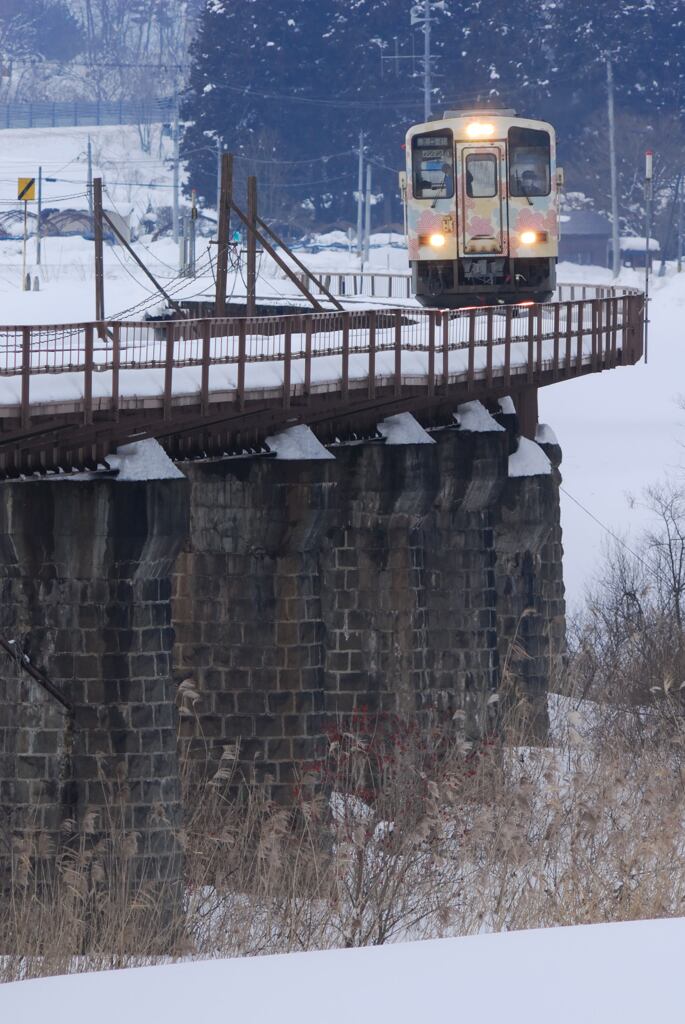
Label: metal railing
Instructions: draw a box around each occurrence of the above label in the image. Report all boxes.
[0,98,176,130]
[297,271,413,300]
[0,286,644,432]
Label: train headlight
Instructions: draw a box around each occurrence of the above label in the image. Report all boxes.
[428,232,446,248]
[466,121,495,139]
[520,230,538,246]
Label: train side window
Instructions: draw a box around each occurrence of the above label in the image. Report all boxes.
[411,131,454,199]
[509,127,551,197]
[465,153,497,198]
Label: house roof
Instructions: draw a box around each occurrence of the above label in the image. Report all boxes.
[559,210,612,237]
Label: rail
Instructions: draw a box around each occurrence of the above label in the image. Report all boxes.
[0,283,644,474]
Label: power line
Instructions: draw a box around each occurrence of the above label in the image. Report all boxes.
[560,485,669,591]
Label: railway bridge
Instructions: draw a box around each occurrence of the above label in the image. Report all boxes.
[0,280,645,906]
[0,282,644,475]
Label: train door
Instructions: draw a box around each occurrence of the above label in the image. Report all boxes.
[457,144,507,256]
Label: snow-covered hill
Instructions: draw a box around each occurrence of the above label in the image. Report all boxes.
[1,916,683,1022]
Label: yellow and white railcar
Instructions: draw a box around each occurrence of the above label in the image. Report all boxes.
[404,109,560,307]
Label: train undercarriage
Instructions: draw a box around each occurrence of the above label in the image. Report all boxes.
[413,256,556,308]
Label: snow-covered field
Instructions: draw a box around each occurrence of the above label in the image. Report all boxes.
[1,916,683,1022]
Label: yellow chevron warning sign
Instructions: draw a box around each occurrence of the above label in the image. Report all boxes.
[17,177,36,201]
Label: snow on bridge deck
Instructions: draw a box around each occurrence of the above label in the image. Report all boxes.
[0,285,644,419]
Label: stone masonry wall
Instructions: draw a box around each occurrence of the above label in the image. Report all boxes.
[174,407,566,798]
[0,476,188,898]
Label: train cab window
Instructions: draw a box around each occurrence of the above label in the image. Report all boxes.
[411,131,454,199]
[465,153,497,198]
[508,127,551,197]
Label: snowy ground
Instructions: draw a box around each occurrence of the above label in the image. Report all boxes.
[1,916,683,1022]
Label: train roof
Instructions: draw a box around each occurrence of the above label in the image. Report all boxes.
[406,111,555,141]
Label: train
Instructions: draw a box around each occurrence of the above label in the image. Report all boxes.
[403,109,561,308]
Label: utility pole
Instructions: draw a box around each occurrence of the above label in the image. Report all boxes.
[678,174,683,273]
[21,195,29,291]
[172,103,180,248]
[606,59,620,278]
[362,163,372,271]
[93,176,105,322]
[189,188,197,277]
[36,165,42,266]
[356,130,365,258]
[411,0,434,121]
[216,137,222,234]
[215,152,233,316]
[246,175,258,317]
[644,149,653,364]
[87,136,93,231]
[423,0,432,122]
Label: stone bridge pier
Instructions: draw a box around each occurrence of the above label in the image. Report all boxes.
[173,403,565,798]
[0,472,188,907]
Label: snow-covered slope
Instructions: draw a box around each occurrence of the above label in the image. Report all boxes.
[1,917,683,1022]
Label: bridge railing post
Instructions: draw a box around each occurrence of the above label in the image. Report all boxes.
[486,308,493,387]
[441,309,450,388]
[394,309,402,396]
[237,320,246,408]
[552,303,560,379]
[527,307,535,383]
[341,312,350,401]
[163,321,174,420]
[504,306,512,388]
[427,311,435,396]
[467,311,475,392]
[576,300,585,370]
[201,320,211,416]
[21,326,31,430]
[591,300,599,371]
[112,322,120,421]
[367,310,376,399]
[84,324,94,425]
[283,319,292,409]
[304,317,312,396]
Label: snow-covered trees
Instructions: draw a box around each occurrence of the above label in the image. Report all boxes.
[183,0,685,227]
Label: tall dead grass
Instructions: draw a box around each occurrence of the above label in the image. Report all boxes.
[3,685,685,983]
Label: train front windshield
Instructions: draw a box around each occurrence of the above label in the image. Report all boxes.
[508,127,550,198]
[412,131,455,199]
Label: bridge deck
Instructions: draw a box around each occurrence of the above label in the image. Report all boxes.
[0,284,644,475]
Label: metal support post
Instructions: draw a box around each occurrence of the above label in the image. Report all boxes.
[189,188,197,277]
[93,176,105,321]
[21,200,29,291]
[87,136,93,232]
[215,152,233,316]
[423,0,432,122]
[172,103,180,247]
[675,174,679,274]
[36,165,42,266]
[644,150,653,364]
[246,175,258,317]
[607,60,620,278]
[357,130,364,258]
[362,164,372,271]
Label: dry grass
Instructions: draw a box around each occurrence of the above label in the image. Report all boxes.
[3,686,685,983]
